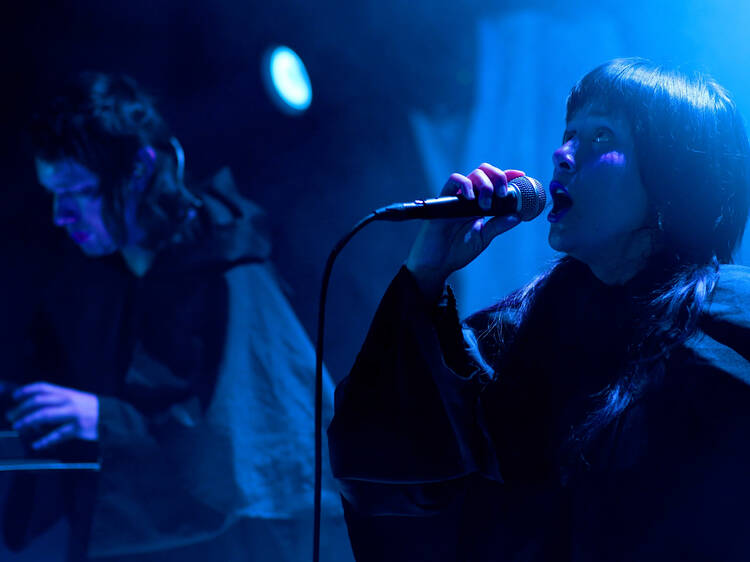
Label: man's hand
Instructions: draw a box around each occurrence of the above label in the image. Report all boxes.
[7,382,99,450]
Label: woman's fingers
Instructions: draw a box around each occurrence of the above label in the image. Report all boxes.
[439,173,474,198]
[467,168,494,210]
[477,163,508,200]
[478,164,527,196]
[504,169,526,181]
[440,166,526,209]
[471,164,527,210]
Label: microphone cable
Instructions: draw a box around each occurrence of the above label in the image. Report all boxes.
[313,211,378,562]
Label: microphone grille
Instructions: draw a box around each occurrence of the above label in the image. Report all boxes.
[511,176,547,221]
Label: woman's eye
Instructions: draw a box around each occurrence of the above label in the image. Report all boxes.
[593,128,613,143]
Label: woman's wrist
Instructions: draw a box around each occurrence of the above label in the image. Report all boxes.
[405,263,448,304]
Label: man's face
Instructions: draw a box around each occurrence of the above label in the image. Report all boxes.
[35,158,119,256]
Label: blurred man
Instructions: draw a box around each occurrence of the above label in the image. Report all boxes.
[2,72,349,561]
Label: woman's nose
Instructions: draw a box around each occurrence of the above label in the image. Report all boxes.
[53,196,78,226]
[553,139,577,173]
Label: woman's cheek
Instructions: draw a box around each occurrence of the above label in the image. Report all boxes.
[598,150,627,167]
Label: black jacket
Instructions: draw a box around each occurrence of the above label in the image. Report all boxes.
[329,261,750,561]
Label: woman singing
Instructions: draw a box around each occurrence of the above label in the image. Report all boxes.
[329,58,750,561]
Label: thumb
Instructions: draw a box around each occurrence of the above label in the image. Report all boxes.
[482,214,522,242]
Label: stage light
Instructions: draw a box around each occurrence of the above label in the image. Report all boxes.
[262,46,312,115]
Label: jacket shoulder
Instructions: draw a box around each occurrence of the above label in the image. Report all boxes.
[709,264,750,328]
[687,264,750,385]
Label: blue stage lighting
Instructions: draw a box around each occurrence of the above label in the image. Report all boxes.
[262,46,312,115]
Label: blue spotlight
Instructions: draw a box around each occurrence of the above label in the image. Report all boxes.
[262,46,312,115]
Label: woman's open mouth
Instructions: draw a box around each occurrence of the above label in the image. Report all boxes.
[548,181,573,223]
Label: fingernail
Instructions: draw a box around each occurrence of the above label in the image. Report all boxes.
[479,198,491,210]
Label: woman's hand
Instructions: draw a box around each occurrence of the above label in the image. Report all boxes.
[406,164,526,301]
[7,382,99,450]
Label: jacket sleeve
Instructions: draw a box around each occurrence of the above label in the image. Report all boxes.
[88,261,344,558]
[90,369,232,557]
[328,267,502,518]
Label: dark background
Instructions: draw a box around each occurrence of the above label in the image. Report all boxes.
[1,0,483,381]
[4,0,750,381]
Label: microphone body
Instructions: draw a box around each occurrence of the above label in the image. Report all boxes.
[373,176,546,222]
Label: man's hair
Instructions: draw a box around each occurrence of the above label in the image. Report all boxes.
[31,72,198,249]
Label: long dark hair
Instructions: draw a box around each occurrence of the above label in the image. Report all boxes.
[481,58,750,451]
[30,72,199,249]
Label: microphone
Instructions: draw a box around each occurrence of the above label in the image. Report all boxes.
[372,176,546,222]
